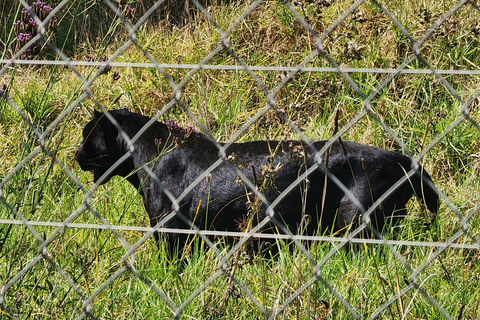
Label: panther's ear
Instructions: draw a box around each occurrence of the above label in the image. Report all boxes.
[93,109,103,119]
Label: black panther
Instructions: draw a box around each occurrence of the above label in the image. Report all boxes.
[75,109,438,257]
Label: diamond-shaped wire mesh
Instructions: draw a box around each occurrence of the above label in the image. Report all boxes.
[1,0,479,319]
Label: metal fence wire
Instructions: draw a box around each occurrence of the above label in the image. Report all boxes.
[1,0,480,319]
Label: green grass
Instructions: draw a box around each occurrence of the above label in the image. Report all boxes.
[1,0,480,319]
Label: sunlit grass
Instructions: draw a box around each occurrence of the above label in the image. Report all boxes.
[1,0,479,319]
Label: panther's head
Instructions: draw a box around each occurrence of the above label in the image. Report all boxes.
[75,110,134,185]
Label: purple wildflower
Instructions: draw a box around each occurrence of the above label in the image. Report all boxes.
[166,119,184,135]
[14,1,58,59]
[21,8,30,25]
[13,21,24,35]
[185,125,200,141]
[166,119,199,142]
[32,1,46,16]
[154,138,162,146]
[187,125,199,137]
[84,55,113,76]
[99,56,112,75]
[17,32,33,43]
[28,18,37,27]
[0,83,7,98]
[99,55,107,62]
[119,3,134,19]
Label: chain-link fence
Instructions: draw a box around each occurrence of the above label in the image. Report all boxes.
[1,0,480,319]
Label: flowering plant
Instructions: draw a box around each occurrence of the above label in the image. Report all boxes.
[13,1,59,59]
[0,84,7,98]
[152,120,200,156]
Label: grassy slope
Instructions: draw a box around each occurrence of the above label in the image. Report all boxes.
[1,0,480,319]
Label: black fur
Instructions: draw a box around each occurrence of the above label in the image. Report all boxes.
[75,109,439,257]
